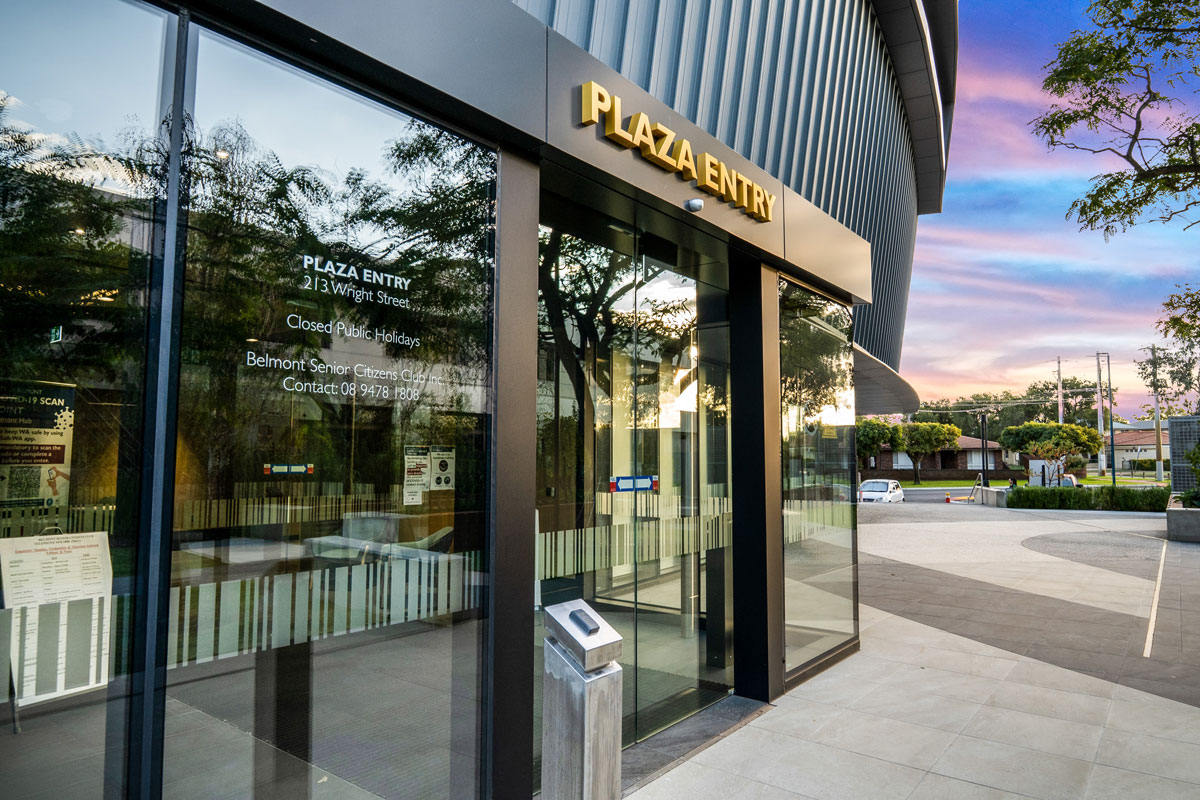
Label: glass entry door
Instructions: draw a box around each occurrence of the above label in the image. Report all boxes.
[779,279,857,673]
[534,193,733,766]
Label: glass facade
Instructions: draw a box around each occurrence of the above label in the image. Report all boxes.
[533,194,734,771]
[1,2,870,796]
[161,30,495,800]
[0,0,168,794]
[779,280,857,673]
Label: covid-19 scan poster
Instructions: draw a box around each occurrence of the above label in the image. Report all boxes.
[0,380,76,510]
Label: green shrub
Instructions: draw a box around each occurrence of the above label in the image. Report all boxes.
[1007,487,1096,510]
[1094,486,1170,512]
[1006,486,1168,512]
[1127,458,1169,471]
[1181,488,1200,509]
[1065,455,1088,471]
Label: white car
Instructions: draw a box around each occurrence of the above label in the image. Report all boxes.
[859,479,904,503]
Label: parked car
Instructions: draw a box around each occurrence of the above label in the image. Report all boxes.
[859,479,905,503]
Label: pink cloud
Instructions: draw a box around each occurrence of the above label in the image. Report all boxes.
[958,65,1051,108]
[947,57,1128,178]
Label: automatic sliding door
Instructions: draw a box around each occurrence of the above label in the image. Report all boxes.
[534,194,733,770]
[631,234,733,740]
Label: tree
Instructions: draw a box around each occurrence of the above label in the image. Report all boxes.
[1135,285,1200,415]
[856,417,900,470]
[915,379,1120,438]
[1135,341,1198,416]
[999,421,1104,454]
[1032,0,1200,237]
[999,423,1104,484]
[1024,377,1123,427]
[898,422,960,485]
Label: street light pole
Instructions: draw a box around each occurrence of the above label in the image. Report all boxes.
[1151,344,1164,482]
[1057,356,1064,424]
[1105,352,1116,489]
[980,413,990,488]
[1095,354,1106,476]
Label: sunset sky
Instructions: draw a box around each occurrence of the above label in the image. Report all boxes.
[899,0,1195,420]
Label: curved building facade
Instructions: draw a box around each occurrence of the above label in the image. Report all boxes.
[517,0,956,371]
[0,1,954,798]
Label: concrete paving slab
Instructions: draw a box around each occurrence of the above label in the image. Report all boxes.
[628,504,1200,800]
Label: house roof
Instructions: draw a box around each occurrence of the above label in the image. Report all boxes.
[956,436,1002,450]
[1104,429,1169,447]
[882,435,1000,451]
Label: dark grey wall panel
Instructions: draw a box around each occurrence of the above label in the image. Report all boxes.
[250,0,548,141]
[516,0,928,369]
[546,32,787,259]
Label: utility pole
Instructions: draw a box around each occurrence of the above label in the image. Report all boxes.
[980,412,990,488]
[1106,352,1116,489]
[1095,353,1106,476]
[1057,356,1064,424]
[1152,344,1164,482]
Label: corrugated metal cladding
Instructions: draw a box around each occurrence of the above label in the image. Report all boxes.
[515,0,920,371]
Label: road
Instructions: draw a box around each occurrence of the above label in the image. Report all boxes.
[897,486,988,504]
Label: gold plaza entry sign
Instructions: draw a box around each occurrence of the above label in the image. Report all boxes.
[580,80,777,223]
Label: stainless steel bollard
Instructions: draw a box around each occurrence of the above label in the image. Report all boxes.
[541,600,623,800]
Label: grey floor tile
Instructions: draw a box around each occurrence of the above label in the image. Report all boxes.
[1105,699,1200,745]
[625,760,816,800]
[693,725,925,800]
[962,706,1103,761]
[809,708,956,770]
[932,736,1092,800]
[882,663,1003,703]
[1096,728,1200,785]
[1083,764,1200,800]
[785,674,883,708]
[850,682,983,733]
[907,772,1034,800]
[987,682,1111,726]
[1005,661,1114,699]
[752,696,845,740]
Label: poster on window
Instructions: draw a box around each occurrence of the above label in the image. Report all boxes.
[0,531,113,706]
[403,445,431,505]
[0,380,75,510]
[430,445,455,490]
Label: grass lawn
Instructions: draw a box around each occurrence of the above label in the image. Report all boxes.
[892,477,1169,489]
[1079,475,1169,487]
[894,479,992,488]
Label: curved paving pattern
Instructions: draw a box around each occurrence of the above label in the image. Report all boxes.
[1022,531,1163,580]
[630,503,1200,800]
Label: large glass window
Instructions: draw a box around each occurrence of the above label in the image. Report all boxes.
[534,193,733,775]
[161,30,495,799]
[779,279,856,672]
[0,0,169,796]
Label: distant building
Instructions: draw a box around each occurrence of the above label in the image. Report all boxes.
[877,436,1005,473]
[1104,429,1170,469]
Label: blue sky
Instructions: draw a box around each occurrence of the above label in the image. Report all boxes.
[900,0,1197,419]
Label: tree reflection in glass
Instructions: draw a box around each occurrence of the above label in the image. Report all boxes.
[161,32,496,800]
[779,279,857,672]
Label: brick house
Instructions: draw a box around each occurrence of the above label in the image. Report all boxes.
[861,436,1021,482]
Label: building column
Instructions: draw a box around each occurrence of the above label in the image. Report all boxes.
[729,262,785,702]
[486,149,539,799]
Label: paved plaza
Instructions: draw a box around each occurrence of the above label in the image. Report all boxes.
[628,503,1200,800]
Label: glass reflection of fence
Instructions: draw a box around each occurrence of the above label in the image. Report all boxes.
[1,596,132,707]
[1,493,414,538]
[537,502,732,581]
[0,505,118,539]
[165,550,482,668]
[782,495,853,544]
[1,550,480,699]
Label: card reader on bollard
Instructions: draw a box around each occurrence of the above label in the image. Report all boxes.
[541,599,623,800]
